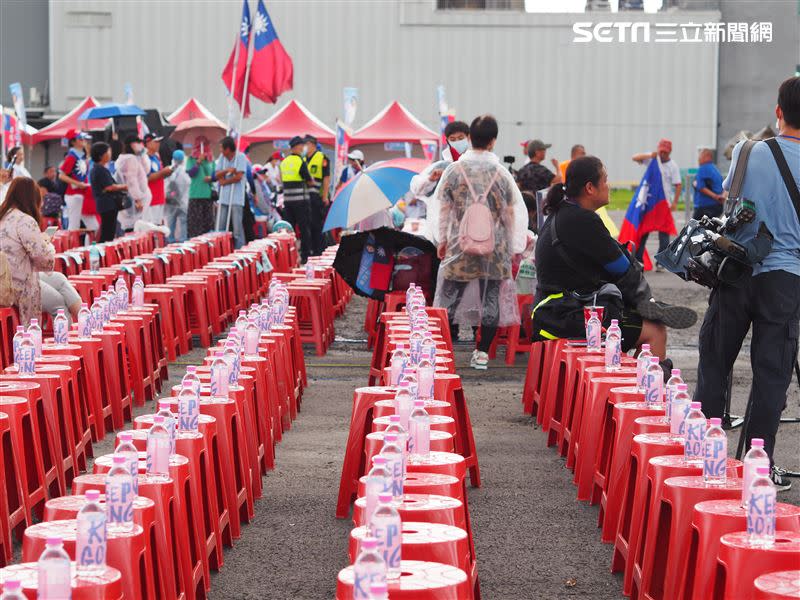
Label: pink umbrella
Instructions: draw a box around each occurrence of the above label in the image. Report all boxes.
[171,118,227,146]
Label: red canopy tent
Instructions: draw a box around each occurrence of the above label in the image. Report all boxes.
[167,98,225,128]
[351,101,437,145]
[31,97,107,143]
[241,100,335,146]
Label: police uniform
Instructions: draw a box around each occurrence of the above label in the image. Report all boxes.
[280,137,313,261]
[305,137,330,256]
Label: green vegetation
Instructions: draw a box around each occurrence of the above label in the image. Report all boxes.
[608,188,686,211]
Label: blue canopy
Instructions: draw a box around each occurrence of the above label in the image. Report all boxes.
[79,103,146,120]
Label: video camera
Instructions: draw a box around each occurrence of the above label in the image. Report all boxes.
[503,155,516,176]
[655,200,773,288]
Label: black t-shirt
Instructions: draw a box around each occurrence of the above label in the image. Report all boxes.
[90,164,119,214]
[535,201,630,296]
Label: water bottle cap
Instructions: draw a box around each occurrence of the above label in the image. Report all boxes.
[370,583,388,593]
[119,432,133,441]
[153,415,165,424]
[113,455,126,464]
[690,402,701,409]
[611,319,618,325]
[641,344,650,350]
[85,490,101,501]
[239,310,246,316]
[756,466,770,476]
[15,326,24,332]
[372,456,387,465]
[650,357,660,363]
[158,401,171,410]
[672,369,681,376]
[677,384,688,391]
[384,433,398,443]
[81,303,88,308]
[22,333,30,339]
[215,351,224,357]
[709,418,722,426]
[414,400,425,406]
[186,366,197,373]
[3,580,21,591]
[30,319,38,325]
[57,309,65,315]
[378,493,392,503]
[46,536,63,545]
[389,415,400,422]
[361,537,378,550]
[751,438,764,448]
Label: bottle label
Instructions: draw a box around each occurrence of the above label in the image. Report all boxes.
[353,568,385,600]
[179,396,199,431]
[146,435,170,475]
[747,490,776,537]
[76,512,107,569]
[670,401,690,436]
[418,368,434,400]
[16,345,35,375]
[684,419,705,460]
[703,437,727,479]
[54,320,68,345]
[386,456,404,499]
[644,371,663,406]
[605,336,620,369]
[106,476,135,524]
[586,321,601,351]
[374,518,401,569]
[210,364,229,398]
[39,564,71,597]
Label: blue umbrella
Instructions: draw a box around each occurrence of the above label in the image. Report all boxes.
[78,103,146,120]
[323,158,428,231]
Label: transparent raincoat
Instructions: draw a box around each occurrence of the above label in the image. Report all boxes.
[432,149,529,328]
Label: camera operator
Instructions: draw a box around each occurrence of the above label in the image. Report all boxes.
[695,77,800,490]
[533,156,696,361]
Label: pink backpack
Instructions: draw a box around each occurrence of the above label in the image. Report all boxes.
[457,163,500,256]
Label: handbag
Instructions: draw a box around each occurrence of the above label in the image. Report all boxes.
[41,192,64,217]
[112,166,134,210]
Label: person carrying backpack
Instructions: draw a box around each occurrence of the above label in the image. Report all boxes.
[433,115,529,370]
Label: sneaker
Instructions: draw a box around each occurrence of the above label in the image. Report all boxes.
[470,350,489,370]
[771,466,793,492]
[636,299,698,329]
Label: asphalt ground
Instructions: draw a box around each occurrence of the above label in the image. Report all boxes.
[71,215,800,598]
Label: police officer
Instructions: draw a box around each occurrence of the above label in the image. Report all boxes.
[696,76,800,491]
[304,134,330,256]
[280,136,314,262]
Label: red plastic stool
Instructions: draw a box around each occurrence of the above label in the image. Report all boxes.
[0,308,20,371]
[433,374,481,488]
[22,519,156,600]
[715,532,800,600]
[93,329,133,429]
[598,400,665,541]
[336,560,471,600]
[349,522,470,573]
[372,415,456,437]
[521,341,545,416]
[373,399,452,419]
[754,570,800,600]
[0,413,15,563]
[336,386,397,519]
[639,475,743,600]
[683,500,800,600]
[288,285,328,355]
[546,346,597,449]
[358,473,463,503]
[633,415,670,436]
[612,432,685,594]
[0,562,123,599]
[239,356,276,473]
[63,336,113,439]
[364,431,454,470]
[354,494,466,530]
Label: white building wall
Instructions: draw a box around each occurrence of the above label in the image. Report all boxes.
[48,0,720,183]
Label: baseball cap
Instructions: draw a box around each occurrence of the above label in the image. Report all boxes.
[65,129,91,141]
[270,151,282,160]
[303,134,317,144]
[347,149,364,161]
[657,138,672,153]
[143,133,163,143]
[289,136,305,148]
[526,139,551,154]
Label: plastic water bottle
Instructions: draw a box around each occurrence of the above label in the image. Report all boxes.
[181,365,201,396]
[146,415,171,481]
[380,433,404,502]
[408,400,430,457]
[89,242,101,273]
[683,402,706,465]
[131,277,145,307]
[585,310,601,352]
[178,383,199,432]
[244,319,260,356]
[742,438,770,508]
[394,384,414,431]
[703,418,727,485]
[16,333,35,375]
[669,384,691,437]
[77,303,91,338]
[37,536,72,599]
[223,340,240,383]
[370,493,402,580]
[421,333,436,362]
[389,344,408,386]
[258,299,271,332]
[405,283,416,308]
[105,454,135,533]
[235,310,248,336]
[76,490,106,576]
[53,309,69,345]
[401,373,418,404]
[417,351,435,400]
[107,286,118,317]
[384,416,408,457]
[28,318,42,357]
[0,580,26,599]
[636,344,653,391]
[115,277,129,310]
[604,319,622,371]
[156,401,177,456]
[305,261,315,280]
[210,351,230,399]
[665,369,684,423]
[364,456,391,532]
[409,328,424,365]
[11,326,24,367]
[115,431,139,494]
[747,466,776,547]
[90,301,103,334]
[368,582,389,600]
[352,537,386,600]
[644,357,663,408]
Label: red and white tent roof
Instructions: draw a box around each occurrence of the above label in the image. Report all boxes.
[351,101,437,145]
[167,98,225,128]
[242,100,335,146]
[31,96,107,143]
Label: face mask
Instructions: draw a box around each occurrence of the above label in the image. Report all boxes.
[131,143,143,154]
[449,138,470,155]
[301,147,308,158]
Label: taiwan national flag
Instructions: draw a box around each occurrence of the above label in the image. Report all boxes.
[247,0,293,105]
[618,158,677,270]
[221,0,252,116]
